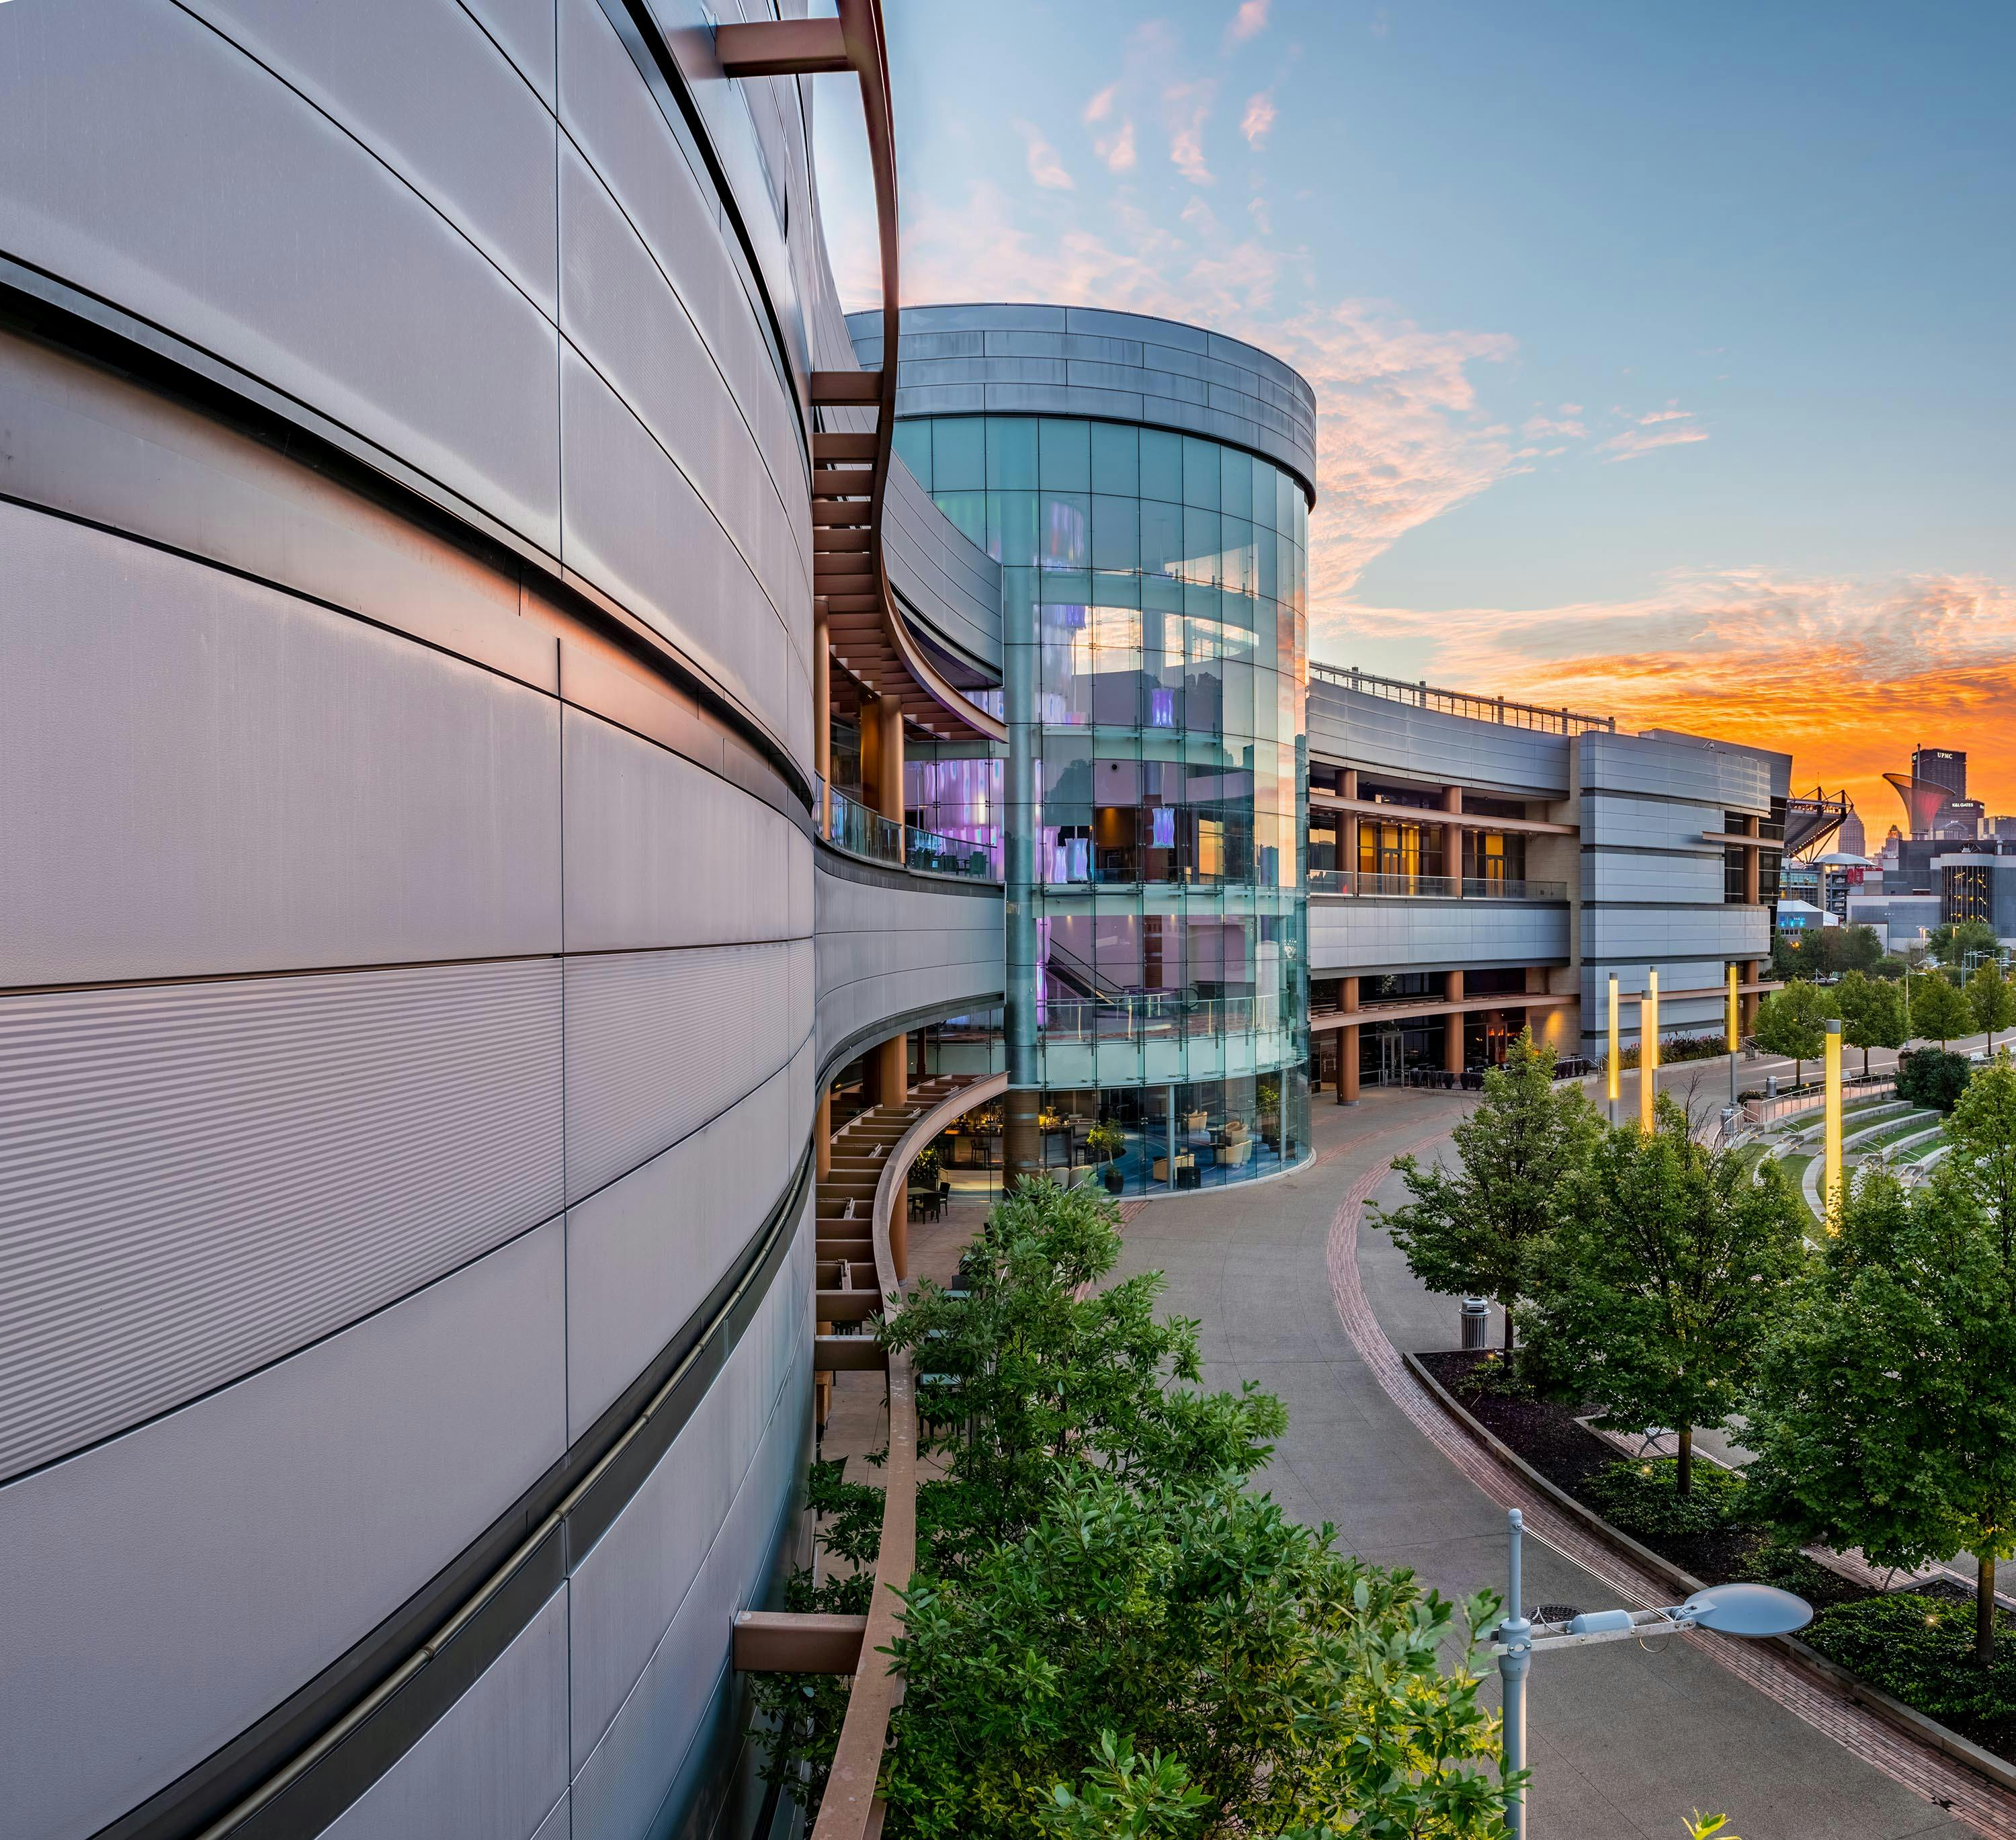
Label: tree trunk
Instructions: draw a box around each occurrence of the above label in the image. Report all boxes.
[1794,1058,1803,1090]
[1675,1425,1693,1496]
[1503,1303,1515,1353]
[1863,1046,1871,1077]
[1978,1552,1998,1669]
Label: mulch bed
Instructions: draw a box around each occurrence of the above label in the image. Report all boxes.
[1414,1349,1871,1612]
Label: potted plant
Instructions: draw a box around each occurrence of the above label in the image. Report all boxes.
[912,1144,942,1188]
[1257,1078,1282,1147]
[1087,1120,1126,1192]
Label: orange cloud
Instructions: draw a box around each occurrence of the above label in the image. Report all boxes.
[1321,573,2016,823]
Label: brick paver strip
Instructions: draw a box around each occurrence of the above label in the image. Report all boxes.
[1328,1132,2016,1839]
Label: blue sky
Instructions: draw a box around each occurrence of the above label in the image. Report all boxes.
[814,1,2016,817]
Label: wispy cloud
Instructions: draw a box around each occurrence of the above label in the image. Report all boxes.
[1599,421,1708,462]
[1165,82,1216,184]
[1083,84,1117,124]
[1241,91,1276,149]
[1095,117,1137,173]
[1015,120,1075,192]
[1320,571,2016,818]
[1226,0,1270,45]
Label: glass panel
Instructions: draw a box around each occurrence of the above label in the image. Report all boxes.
[1091,421,1139,495]
[1041,493,1091,569]
[987,415,1038,490]
[1091,601,1142,729]
[894,418,933,491]
[935,490,986,552]
[1220,444,1252,518]
[1220,515,1253,595]
[1040,599,1093,726]
[1140,427,1183,503]
[990,489,1038,567]
[1183,436,1221,509]
[1140,498,1182,580]
[1251,456,1276,530]
[932,415,984,491]
[1092,493,1140,571]
[1181,507,1220,585]
[1040,417,1092,491]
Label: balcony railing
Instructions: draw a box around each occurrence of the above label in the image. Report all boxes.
[1038,993,1288,1044]
[1308,661,1615,736]
[821,781,999,881]
[1308,869,1568,901]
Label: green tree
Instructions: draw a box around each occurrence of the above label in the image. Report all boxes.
[864,1179,1517,1839]
[1929,918,2001,968]
[1835,970,1907,1078]
[886,1466,1513,1839]
[1949,1055,2016,1261]
[1376,1028,1601,1352]
[1969,963,2016,1055]
[1746,1166,2016,1667]
[883,1177,1284,1577]
[1907,970,1974,1049]
[1521,1099,1808,1493]
[1753,980,1834,1087]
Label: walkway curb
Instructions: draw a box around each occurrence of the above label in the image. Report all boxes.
[1403,1351,2016,1801]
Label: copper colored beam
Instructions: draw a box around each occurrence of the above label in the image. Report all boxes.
[814,431,880,462]
[814,1335,886,1372]
[816,1289,884,1322]
[809,370,884,406]
[714,17,851,78]
[731,1611,868,1675]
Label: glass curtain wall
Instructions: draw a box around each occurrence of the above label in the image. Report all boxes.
[896,412,1312,1193]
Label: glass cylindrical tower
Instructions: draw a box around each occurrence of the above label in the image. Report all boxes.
[866,304,1317,1196]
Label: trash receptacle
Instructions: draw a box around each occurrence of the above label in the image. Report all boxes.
[1460,1296,1490,1351]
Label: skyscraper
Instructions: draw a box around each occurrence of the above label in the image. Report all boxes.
[1914,746,1967,800]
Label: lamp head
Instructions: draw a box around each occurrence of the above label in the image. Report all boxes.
[1678,1582,1813,1638]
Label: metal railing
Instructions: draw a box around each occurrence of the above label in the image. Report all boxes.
[1038,993,1286,1044]
[1308,661,1615,736]
[821,780,998,881]
[1307,869,1567,901]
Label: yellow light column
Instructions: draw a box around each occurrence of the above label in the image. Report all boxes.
[1639,968,1660,1132]
[1824,1017,1843,1229]
[1607,975,1621,1126]
[1727,962,1741,1107]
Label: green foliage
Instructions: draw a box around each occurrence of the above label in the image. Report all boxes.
[1908,970,1975,1047]
[883,1466,1513,1840]
[1087,1120,1126,1163]
[1802,1593,2016,1753]
[1585,1458,1748,1542]
[1745,1167,2016,1664]
[1777,923,1884,981]
[1684,1816,1740,1840]
[1609,1033,1726,1071]
[1752,981,1835,1085]
[857,1177,1516,1839]
[884,1176,1285,1578]
[1872,956,1911,982]
[747,1460,890,1812]
[1949,1055,2016,1256]
[1929,918,2001,968]
[1896,1047,1972,1112]
[1377,1029,1600,1350]
[1520,1099,1808,1492]
[1969,963,2016,1050]
[1834,970,1907,1076]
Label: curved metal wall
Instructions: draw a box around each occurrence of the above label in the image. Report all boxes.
[848,302,1319,505]
[0,8,998,1840]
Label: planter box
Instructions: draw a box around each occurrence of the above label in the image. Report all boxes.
[1402,1351,2016,1796]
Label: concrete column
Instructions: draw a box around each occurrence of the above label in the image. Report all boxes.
[1740,960,1761,1036]
[1445,968,1466,1075]
[1743,813,1761,905]
[815,1088,832,1181]
[876,694,906,823]
[1443,784,1464,892]
[1340,975,1360,1105]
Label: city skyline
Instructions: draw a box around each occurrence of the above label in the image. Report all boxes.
[815,0,2016,823]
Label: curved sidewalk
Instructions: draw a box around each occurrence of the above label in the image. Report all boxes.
[1109,1087,1990,1840]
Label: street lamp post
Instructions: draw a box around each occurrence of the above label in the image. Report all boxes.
[1493,1507,1812,1837]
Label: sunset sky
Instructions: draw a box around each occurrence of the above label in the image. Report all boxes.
[814,0,2016,828]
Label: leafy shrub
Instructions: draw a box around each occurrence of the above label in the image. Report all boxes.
[1607,1032,1727,1071]
[1896,1048,1972,1113]
[1585,1457,1748,1542]
[1804,1593,2016,1755]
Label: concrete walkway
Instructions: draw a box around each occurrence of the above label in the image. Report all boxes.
[1109,1085,1984,1840]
